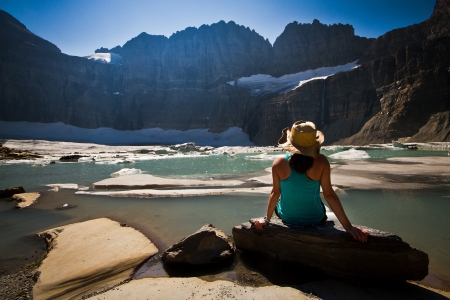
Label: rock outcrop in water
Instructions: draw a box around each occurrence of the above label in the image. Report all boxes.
[162,224,235,265]
[33,218,158,300]
[232,218,429,281]
[0,0,449,145]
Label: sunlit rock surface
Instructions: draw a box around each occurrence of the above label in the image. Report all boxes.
[90,277,314,300]
[33,218,158,300]
[92,174,243,189]
[12,192,40,208]
[232,218,429,280]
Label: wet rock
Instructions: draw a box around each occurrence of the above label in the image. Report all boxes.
[232,218,429,281]
[0,145,43,160]
[162,224,235,265]
[12,192,40,208]
[0,186,25,198]
[59,155,88,162]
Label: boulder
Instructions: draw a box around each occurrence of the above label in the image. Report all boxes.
[33,218,158,300]
[12,192,40,208]
[0,186,25,198]
[59,155,88,162]
[232,218,428,281]
[162,224,235,265]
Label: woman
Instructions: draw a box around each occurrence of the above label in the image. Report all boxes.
[254,121,368,243]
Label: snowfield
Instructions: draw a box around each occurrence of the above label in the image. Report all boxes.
[227,61,359,95]
[0,121,254,146]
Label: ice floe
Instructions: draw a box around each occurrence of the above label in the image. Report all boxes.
[111,168,142,178]
[46,183,79,190]
[328,148,370,160]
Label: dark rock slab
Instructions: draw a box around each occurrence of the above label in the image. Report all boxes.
[59,155,88,162]
[162,224,235,265]
[232,218,428,281]
[0,186,25,198]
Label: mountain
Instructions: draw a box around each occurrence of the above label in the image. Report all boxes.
[0,0,449,145]
[269,19,373,77]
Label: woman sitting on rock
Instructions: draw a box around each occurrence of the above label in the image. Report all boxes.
[254,121,368,243]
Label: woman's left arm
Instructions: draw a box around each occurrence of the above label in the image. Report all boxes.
[320,156,368,242]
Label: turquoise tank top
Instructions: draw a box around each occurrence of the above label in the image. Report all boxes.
[276,153,325,225]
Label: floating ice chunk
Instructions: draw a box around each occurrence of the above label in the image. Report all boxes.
[96,159,134,164]
[3,159,36,164]
[78,156,94,162]
[245,153,282,161]
[111,168,142,178]
[47,183,79,190]
[328,148,370,160]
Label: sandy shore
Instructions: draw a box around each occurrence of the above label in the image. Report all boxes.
[1,139,450,299]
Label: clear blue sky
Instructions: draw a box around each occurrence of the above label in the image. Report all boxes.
[0,0,436,57]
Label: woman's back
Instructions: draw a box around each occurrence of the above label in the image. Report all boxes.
[275,153,325,225]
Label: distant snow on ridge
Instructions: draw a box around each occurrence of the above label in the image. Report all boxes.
[86,52,122,64]
[0,121,254,146]
[228,61,359,96]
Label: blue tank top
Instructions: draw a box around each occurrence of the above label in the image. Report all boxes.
[276,153,325,225]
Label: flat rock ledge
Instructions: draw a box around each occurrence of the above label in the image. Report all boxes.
[91,277,315,300]
[33,218,158,300]
[162,224,235,265]
[232,218,428,281]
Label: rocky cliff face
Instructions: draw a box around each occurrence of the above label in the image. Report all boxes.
[337,38,450,144]
[360,0,450,64]
[1,1,449,145]
[269,19,374,76]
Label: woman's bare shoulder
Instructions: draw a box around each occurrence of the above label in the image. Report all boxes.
[273,155,287,167]
[315,154,330,166]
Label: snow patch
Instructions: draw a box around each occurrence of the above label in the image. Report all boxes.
[86,52,122,64]
[0,121,254,146]
[228,61,359,96]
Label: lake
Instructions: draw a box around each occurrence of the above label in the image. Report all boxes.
[0,146,449,290]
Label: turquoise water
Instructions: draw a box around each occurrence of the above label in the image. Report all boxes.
[0,148,449,289]
[0,153,274,191]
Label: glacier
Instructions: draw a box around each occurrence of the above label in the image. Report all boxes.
[227,61,359,96]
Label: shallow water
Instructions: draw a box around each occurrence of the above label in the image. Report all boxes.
[0,148,449,290]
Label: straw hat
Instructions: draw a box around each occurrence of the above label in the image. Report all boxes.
[278,121,324,158]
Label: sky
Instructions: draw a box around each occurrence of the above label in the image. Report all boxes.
[0,0,436,57]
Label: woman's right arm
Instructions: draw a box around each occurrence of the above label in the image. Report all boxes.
[320,156,368,243]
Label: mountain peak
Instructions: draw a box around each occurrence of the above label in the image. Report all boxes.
[432,0,450,16]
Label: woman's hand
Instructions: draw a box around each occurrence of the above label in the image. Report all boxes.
[254,218,268,230]
[346,226,369,243]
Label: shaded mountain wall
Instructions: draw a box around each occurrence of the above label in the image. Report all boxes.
[338,36,450,144]
[1,0,449,145]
